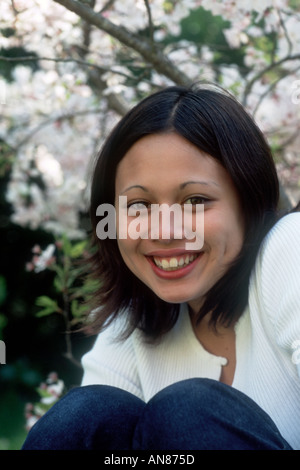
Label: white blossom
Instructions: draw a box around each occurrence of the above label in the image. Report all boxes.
[31,244,56,273]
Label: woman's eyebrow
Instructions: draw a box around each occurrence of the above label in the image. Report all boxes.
[180,180,220,189]
[120,180,220,195]
[120,184,149,195]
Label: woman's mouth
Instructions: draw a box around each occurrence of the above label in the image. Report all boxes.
[146,251,202,279]
[152,253,199,271]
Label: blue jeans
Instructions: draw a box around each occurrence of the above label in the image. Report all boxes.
[22,378,292,450]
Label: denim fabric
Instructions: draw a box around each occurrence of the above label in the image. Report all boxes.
[22,378,292,450]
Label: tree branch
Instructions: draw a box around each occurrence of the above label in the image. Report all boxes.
[252,64,300,118]
[144,0,155,52]
[242,53,300,106]
[278,10,293,56]
[13,108,105,148]
[0,55,130,116]
[0,54,113,74]
[52,0,191,86]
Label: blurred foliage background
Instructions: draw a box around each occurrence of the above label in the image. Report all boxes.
[0,149,94,449]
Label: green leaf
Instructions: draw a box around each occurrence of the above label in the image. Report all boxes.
[53,275,64,292]
[83,278,100,292]
[66,269,81,288]
[69,278,99,301]
[70,240,87,259]
[35,296,58,308]
[51,264,65,279]
[61,235,72,256]
[35,307,58,318]
[71,299,86,318]
[35,296,60,317]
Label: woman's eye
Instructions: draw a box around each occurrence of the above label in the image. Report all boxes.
[184,196,209,205]
[128,201,149,211]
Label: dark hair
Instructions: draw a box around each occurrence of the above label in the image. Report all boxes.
[86,83,279,340]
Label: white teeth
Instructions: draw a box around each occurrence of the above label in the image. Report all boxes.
[161,259,169,269]
[153,254,198,271]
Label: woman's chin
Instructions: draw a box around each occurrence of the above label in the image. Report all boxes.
[154,290,197,306]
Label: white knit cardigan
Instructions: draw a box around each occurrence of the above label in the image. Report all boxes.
[82,213,300,449]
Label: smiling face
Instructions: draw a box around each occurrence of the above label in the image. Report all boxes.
[115,132,245,312]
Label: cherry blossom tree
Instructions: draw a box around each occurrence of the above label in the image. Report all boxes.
[1,0,300,241]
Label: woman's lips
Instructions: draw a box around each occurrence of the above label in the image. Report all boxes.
[152,253,199,270]
[145,250,203,279]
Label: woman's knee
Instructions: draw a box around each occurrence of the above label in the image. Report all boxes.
[133,378,291,450]
[143,378,227,416]
[22,385,145,450]
[133,379,219,449]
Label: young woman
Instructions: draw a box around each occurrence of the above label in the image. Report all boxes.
[22,84,300,450]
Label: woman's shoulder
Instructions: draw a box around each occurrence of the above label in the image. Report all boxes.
[250,213,300,326]
[259,212,300,264]
[266,211,300,239]
[250,212,300,304]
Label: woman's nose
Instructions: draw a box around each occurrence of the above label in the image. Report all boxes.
[149,204,185,242]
